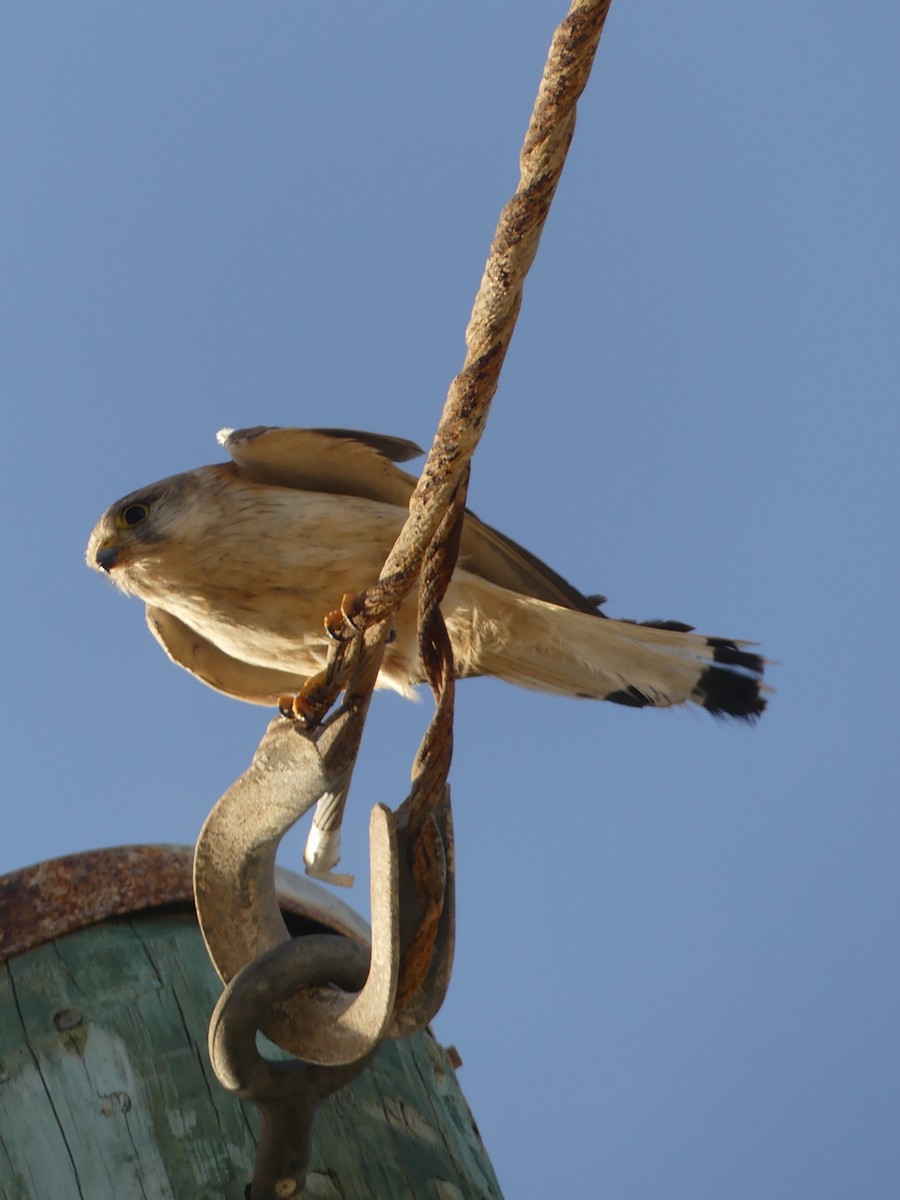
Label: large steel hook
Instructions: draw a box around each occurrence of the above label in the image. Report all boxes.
[194,715,400,1065]
[194,711,455,1064]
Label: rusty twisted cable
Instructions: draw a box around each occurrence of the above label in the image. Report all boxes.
[392,464,469,1012]
[197,4,614,1192]
[304,0,614,910]
[344,0,613,633]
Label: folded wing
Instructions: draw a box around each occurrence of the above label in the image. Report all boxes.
[218,425,605,613]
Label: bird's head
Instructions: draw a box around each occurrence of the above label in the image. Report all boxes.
[86,469,222,598]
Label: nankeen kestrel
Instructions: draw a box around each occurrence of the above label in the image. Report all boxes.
[86,426,766,719]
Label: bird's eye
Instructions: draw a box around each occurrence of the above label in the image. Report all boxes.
[120,503,149,527]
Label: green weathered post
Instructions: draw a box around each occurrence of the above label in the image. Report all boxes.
[0,847,503,1200]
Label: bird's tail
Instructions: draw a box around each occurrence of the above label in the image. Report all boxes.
[445,578,767,719]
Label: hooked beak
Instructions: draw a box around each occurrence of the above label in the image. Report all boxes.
[94,543,122,573]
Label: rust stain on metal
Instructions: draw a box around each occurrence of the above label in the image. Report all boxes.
[0,843,362,964]
[0,844,194,962]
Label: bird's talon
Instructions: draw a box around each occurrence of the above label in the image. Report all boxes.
[279,670,345,730]
[295,703,323,732]
[339,591,365,631]
[323,608,346,641]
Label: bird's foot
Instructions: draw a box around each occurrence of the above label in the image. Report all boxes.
[278,671,341,731]
[324,592,365,641]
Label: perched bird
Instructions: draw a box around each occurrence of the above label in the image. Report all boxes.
[86,426,766,719]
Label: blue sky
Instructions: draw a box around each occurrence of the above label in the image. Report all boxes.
[3,2,899,1196]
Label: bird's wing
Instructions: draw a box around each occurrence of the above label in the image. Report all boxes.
[146,606,305,705]
[459,512,605,615]
[218,425,603,614]
[218,425,422,506]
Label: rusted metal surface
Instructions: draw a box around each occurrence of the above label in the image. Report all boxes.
[0,843,369,965]
[390,467,466,1014]
[388,787,456,1040]
[0,845,193,964]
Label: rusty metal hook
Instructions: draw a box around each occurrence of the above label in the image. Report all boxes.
[194,715,401,1066]
[388,782,456,1039]
[194,710,456,1063]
